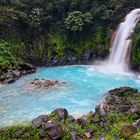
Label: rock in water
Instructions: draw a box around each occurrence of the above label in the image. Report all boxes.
[104,87,139,113]
[108,87,138,96]
[31,79,65,89]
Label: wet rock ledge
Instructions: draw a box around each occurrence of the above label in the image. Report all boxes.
[0,63,36,84]
[0,87,140,140]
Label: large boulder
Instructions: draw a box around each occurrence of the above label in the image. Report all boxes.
[51,108,69,121]
[108,87,138,96]
[121,124,137,139]
[104,87,140,113]
[32,115,50,127]
[43,121,62,140]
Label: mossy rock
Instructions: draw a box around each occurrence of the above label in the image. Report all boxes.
[121,124,137,139]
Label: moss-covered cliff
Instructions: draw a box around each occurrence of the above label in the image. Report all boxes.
[131,23,140,71]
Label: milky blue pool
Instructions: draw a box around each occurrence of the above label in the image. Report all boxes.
[0,65,140,126]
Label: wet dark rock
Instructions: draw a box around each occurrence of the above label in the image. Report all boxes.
[121,124,137,139]
[51,108,68,121]
[69,56,78,65]
[0,63,36,84]
[80,49,94,64]
[51,56,59,66]
[27,69,36,74]
[46,47,108,66]
[32,115,50,127]
[59,56,68,66]
[2,70,21,84]
[43,121,62,140]
[19,63,36,71]
[19,63,36,75]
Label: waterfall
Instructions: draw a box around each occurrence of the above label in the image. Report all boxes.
[108,9,140,72]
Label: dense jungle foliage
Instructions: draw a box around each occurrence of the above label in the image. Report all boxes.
[0,0,140,70]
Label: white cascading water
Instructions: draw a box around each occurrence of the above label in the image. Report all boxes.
[107,9,140,72]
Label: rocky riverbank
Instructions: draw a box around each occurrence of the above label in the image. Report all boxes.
[0,87,140,140]
[0,63,36,84]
